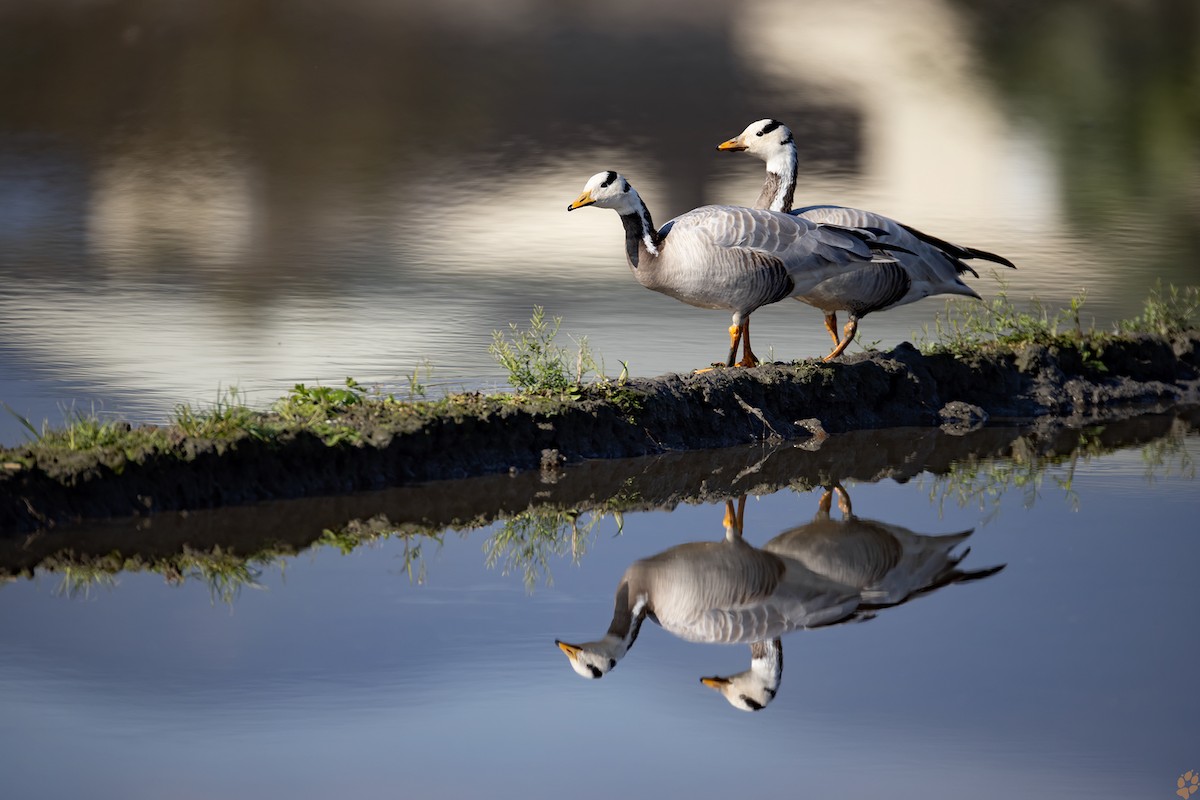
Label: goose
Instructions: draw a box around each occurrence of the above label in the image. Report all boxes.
[567,170,898,367]
[555,498,863,680]
[559,493,1004,712]
[763,485,1005,608]
[717,119,1017,360]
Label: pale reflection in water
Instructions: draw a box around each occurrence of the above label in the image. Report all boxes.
[557,489,1002,711]
[1,0,1195,446]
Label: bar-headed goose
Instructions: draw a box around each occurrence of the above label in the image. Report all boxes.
[567,171,896,367]
[560,493,1004,712]
[717,119,1016,360]
[764,485,1004,608]
[555,498,862,680]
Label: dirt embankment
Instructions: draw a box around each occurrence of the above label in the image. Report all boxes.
[2,332,1198,534]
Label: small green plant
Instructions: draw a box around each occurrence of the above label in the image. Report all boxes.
[489,306,599,395]
[1,402,39,442]
[406,360,434,399]
[1120,281,1200,336]
[920,281,1198,358]
[918,279,1059,354]
[173,386,268,440]
[916,278,1114,357]
[275,378,368,423]
[36,407,132,452]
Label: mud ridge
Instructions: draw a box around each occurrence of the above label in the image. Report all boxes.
[2,332,1198,534]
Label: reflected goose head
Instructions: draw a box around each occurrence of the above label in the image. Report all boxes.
[717,119,795,165]
[556,639,622,679]
[700,639,782,712]
[567,171,641,215]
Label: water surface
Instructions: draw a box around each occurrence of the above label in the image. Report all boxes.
[2,418,1198,798]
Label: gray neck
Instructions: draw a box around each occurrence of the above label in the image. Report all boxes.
[757,145,798,212]
[750,638,783,697]
[606,580,649,656]
[757,167,796,213]
[619,198,660,270]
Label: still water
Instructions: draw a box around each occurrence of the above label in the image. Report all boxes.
[2,417,1198,798]
[2,3,1199,797]
[1,0,1197,444]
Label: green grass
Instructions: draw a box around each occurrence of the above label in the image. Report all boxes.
[489,305,630,399]
[915,279,1198,379]
[918,281,1092,355]
[174,386,273,441]
[1119,281,1200,337]
[0,287,1193,468]
[917,279,1199,358]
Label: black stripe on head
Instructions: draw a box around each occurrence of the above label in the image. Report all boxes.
[741,695,765,711]
[600,170,617,188]
[757,120,782,137]
[622,180,631,193]
[780,132,794,145]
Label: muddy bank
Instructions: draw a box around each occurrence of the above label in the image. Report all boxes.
[2,332,1198,534]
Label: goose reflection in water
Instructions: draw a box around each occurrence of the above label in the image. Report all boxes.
[556,489,1003,711]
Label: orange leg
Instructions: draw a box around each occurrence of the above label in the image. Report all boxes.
[823,316,859,361]
[725,323,742,367]
[735,317,759,368]
[722,496,747,541]
[722,495,747,537]
[817,488,833,515]
[833,484,852,515]
[823,312,841,347]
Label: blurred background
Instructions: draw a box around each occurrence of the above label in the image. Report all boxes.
[1,0,1197,444]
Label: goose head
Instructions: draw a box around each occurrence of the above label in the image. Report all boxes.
[699,639,782,711]
[717,119,795,164]
[567,170,641,215]
[556,638,623,679]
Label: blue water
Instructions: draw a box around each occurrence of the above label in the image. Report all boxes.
[2,429,1197,799]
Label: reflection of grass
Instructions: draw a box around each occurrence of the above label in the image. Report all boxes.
[924,423,1195,521]
[483,485,635,590]
[319,517,445,584]
[12,424,1193,600]
[37,547,283,606]
[1140,419,1197,483]
[482,509,592,591]
[53,560,121,599]
[165,547,274,605]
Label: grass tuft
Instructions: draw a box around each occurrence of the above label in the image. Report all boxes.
[1119,281,1200,336]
